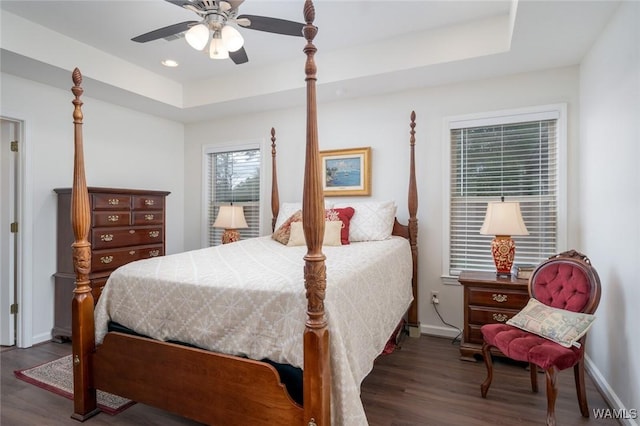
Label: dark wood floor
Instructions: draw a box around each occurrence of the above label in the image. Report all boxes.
[1,335,616,425]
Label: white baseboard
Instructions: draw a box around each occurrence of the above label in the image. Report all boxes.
[420,323,462,340]
[585,354,638,426]
[32,332,52,346]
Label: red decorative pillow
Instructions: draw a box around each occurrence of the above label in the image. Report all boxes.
[272,210,302,245]
[325,207,355,245]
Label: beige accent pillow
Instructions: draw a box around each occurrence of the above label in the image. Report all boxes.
[507,298,596,348]
[287,221,343,247]
[272,210,302,245]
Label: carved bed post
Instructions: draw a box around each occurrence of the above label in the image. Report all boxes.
[69,68,99,421]
[407,111,420,337]
[301,1,331,425]
[271,127,280,232]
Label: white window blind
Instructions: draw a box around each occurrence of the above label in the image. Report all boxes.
[448,116,559,275]
[206,147,261,246]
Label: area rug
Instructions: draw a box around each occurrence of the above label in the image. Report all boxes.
[14,355,135,415]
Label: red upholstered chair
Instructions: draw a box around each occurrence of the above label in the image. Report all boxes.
[480,250,601,426]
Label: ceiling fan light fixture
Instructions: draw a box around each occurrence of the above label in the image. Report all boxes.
[185,24,209,51]
[209,31,229,59]
[221,25,244,52]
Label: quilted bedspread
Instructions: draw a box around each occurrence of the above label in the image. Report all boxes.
[95,235,413,425]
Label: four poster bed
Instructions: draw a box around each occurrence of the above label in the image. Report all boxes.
[68,1,419,425]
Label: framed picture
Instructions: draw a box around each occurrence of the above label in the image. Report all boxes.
[320,147,371,196]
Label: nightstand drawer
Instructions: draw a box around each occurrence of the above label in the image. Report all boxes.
[468,287,529,309]
[468,306,519,325]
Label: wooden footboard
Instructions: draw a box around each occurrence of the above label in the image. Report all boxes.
[93,333,302,425]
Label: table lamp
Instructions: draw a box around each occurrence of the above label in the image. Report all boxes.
[213,205,248,244]
[480,199,529,277]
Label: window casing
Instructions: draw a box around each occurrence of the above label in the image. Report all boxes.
[204,143,262,246]
[444,105,566,277]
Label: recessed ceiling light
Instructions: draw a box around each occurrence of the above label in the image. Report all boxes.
[161,59,179,67]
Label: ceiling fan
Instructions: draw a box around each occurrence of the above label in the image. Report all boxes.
[131,0,305,64]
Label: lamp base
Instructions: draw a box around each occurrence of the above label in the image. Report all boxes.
[491,235,516,277]
[221,229,241,244]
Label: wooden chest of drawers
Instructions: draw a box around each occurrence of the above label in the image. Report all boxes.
[52,187,170,341]
[458,271,529,361]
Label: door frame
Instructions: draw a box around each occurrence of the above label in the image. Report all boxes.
[1,114,33,348]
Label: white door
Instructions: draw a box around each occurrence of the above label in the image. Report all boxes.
[0,118,19,346]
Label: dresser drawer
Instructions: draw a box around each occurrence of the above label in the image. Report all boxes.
[468,306,519,326]
[90,276,109,303]
[133,195,164,210]
[468,287,529,309]
[92,193,132,210]
[133,211,164,225]
[91,226,164,249]
[92,244,164,272]
[93,211,131,227]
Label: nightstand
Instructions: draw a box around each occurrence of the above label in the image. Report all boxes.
[458,271,529,361]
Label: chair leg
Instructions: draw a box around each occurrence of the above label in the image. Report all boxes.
[480,342,494,398]
[574,359,589,417]
[529,363,538,393]
[545,366,559,426]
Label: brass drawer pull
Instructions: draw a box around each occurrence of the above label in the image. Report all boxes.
[492,294,508,303]
[107,215,119,222]
[492,313,508,322]
[100,256,113,264]
[129,229,136,234]
[149,250,160,257]
[149,231,160,238]
[144,199,155,206]
[144,214,155,221]
[100,234,113,242]
[129,250,136,255]
[108,198,119,205]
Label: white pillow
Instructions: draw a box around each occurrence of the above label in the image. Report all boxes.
[273,201,334,230]
[287,220,343,246]
[334,201,397,242]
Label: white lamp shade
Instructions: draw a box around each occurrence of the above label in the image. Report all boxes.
[209,33,229,59]
[221,25,244,52]
[213,205,248,229]
[480,201,529,236]
[185,24,209,51]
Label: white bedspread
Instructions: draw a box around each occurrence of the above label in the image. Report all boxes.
[95,235,413,425]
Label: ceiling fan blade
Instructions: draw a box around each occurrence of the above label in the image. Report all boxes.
[230,47,248,65]
[227,0,245,11]
[131,21,198,43]
[236,15,304,37]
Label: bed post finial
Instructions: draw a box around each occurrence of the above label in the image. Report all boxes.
[271,127,280,232]
[301,1,331,425]
[407,110,420,337]
[70,68,100,421]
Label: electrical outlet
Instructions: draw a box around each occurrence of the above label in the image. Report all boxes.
[431,291,440,305]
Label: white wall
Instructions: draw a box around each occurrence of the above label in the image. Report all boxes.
[579,1,640,421]
[183,65,581,338]
[0,73,185,345]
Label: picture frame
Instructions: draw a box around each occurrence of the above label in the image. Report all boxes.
[320,147,371,196]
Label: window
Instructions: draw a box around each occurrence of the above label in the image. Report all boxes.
[444,105,566,276]
[205,143,262,246]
